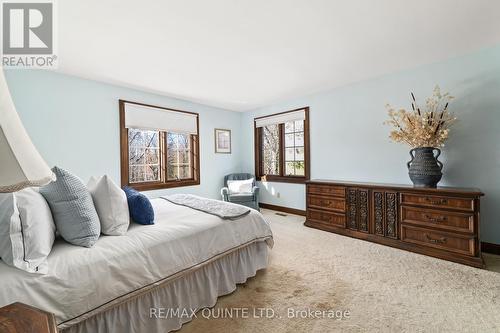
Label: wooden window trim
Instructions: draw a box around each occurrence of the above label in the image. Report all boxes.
[254,107,310,184]
[119,99,200,191]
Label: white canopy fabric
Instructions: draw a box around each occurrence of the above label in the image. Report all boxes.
[0,70,55,193]
[124,102,198,134]
[254,109,305,128]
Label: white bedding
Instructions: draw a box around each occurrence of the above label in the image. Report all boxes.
[0,198,273,325]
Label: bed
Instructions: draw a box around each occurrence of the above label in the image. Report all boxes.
[0,197,273,332]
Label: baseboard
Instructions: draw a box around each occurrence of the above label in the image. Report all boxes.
[259,203,306,216]
[481,242,500,255]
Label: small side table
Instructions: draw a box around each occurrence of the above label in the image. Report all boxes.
[0,302,57,333]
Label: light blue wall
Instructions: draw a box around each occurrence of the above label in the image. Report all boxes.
[241,45,500,244]
[4,70,242,199]
[5,46,500,243]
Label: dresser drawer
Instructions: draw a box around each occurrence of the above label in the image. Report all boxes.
[308,195,346,212]
[401,225,475,256]
[400,193,474,212]
[308,184,345,197]
[307,209,346,228]
[401,206,474,234]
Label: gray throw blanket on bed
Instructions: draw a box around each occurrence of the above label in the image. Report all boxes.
[161,194,251,220]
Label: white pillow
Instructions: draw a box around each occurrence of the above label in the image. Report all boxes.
[88,175,129,236]
[227,178,254,194]
[0,188,56,274]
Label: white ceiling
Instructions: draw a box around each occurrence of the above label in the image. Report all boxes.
[58,0,500,111]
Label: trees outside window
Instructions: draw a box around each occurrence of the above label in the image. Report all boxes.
[255,107,309,184]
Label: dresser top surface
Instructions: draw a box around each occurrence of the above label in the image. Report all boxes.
[307,179,484,196]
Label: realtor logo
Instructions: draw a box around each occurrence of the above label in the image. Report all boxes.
[1,0,57,68]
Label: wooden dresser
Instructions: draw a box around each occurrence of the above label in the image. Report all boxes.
[305,180,484,267]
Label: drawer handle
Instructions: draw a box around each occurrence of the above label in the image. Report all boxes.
[424,214,448,223]
[425,234,447,244]
[425,197,448,205]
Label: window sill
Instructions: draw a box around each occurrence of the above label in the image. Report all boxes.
[124,179,200,191]
[257,175,307,184]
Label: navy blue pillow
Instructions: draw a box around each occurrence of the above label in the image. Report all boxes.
[123,187,155,225]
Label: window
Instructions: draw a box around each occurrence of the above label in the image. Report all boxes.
[262,124,280,175]
[120,100,200,191]
[254,107,310,183]
[284,120,305,176]
[166,132,192,180]
[128,129,160,183]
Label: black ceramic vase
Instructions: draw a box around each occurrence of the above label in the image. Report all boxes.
[407,147,443,188]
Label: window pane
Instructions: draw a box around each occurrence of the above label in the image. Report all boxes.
[285,134,294,147]
[295,132,304,146]
[128,129,160,183]
[177,134,190,149]
[129,165,144,183]
[294,161,305,176]
[264,159,279,175]
[167,164,175,180]
[133,149,146,164]
[128,129,145,147]
[167,132,192,180]
[129,148,139,165]
[180,150,190,164]
[262,124,280,175]
[180,166,191,179]
[285,161,305,176]
[285,147,295,161]
[144,131,159,148]
[145,165,159,181]
[144,148,159,164]
[285,162,295,176]
[294,120,304,132]
[295,147,304,160]
[167,133,175,149]
[284,121,294,134]
[167,151,176,180]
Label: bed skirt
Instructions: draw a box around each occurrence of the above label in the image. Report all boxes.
[60,240,270,333]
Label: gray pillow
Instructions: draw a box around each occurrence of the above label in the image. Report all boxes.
[40,166,100,247]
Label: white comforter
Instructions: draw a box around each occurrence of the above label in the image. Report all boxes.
[0,199,273,324]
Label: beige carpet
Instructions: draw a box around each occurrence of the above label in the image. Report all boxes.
[180,209,500,333]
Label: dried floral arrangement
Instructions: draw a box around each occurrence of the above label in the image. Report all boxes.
[385,86,457,148]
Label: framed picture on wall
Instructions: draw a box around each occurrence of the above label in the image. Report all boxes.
[214,128,231,154]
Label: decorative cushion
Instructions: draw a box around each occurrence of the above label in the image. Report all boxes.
[40,166,101,247]
[0,188,56,274]
[227,178,254,194]
[88,175,130,236]
[123,187,155,225]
